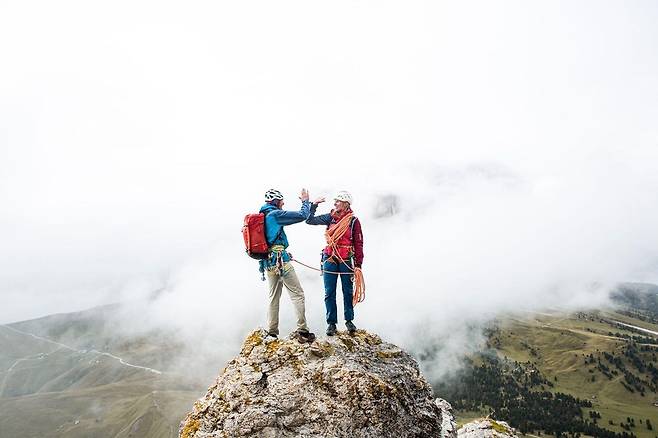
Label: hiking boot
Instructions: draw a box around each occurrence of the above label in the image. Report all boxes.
[296,330,316,344]
[326,324,337,336]
[266,331,278,339]
[345,321,357,334]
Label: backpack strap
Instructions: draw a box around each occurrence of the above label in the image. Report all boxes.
[348,216,357,260]
[266,210,285,248]
[349,216,357,236]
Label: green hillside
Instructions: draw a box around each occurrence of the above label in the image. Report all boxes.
[0,308,206,438]
[444,310,658,438]
[3,286,658,437]
[8,304,189,373]
[0,378,198,438]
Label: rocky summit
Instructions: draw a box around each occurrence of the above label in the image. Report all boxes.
[180,329,456,438]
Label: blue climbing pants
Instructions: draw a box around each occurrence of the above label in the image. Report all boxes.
[323,256,354,324]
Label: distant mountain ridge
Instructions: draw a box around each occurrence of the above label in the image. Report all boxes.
[0,303,203,438]
[3,283,658,437]
[611,282,658,321]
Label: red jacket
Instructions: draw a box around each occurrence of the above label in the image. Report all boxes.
[306,205,364,267]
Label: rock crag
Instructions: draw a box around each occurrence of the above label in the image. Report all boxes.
[180,329,456,438]
[457,419,518,438]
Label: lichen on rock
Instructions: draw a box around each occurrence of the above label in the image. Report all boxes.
[179,328,457,438]
[457,418,518,438]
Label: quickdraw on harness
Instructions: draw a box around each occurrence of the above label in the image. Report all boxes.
[258,244,287,281]
[257,211,286,281]
[269,244,287,275]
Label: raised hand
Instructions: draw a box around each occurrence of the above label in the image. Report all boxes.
[300,188,309,202]
[313,197,326,205]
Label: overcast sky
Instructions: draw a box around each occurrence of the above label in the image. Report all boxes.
[2,0,658,367]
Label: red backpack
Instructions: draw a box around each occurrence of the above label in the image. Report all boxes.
[242,213,269,259]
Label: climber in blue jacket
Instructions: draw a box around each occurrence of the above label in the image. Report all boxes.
[258,188,316,343]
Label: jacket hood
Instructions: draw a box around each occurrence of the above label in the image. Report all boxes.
[259,203,279,214]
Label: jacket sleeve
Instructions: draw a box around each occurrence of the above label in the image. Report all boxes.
[306,203,332,226]
[272,200,312,226]
[352,218,364,267]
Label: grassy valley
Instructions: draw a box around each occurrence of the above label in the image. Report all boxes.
[3,284,658,437]
[0,306,206,438]
[443,309,658,438]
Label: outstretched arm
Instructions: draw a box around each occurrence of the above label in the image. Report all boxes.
[270,188,312,226]
[306,202,331,226]
[273,200,312,225]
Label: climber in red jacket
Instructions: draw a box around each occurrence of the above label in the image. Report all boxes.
[306,191,364,336]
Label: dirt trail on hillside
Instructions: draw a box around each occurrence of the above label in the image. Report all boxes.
[0,324,162,375]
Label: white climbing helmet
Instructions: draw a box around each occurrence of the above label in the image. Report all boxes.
[334,190,353,205]
[264,189,284,202]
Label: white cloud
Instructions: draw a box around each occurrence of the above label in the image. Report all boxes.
[1,0,658,378]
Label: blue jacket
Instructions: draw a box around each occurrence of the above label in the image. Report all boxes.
[258,200,311,268]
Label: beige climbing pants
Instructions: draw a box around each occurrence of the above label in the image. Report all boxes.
[266,262,308,336]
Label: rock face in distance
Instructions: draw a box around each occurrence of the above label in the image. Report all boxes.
[180,329,457,438]
[457,419,518,438]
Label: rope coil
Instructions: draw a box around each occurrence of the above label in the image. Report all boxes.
[324,213,365,306]
[351,267,366,306]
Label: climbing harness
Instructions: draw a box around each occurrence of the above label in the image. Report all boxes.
[268,244,287,275]
[289,257,365,306]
